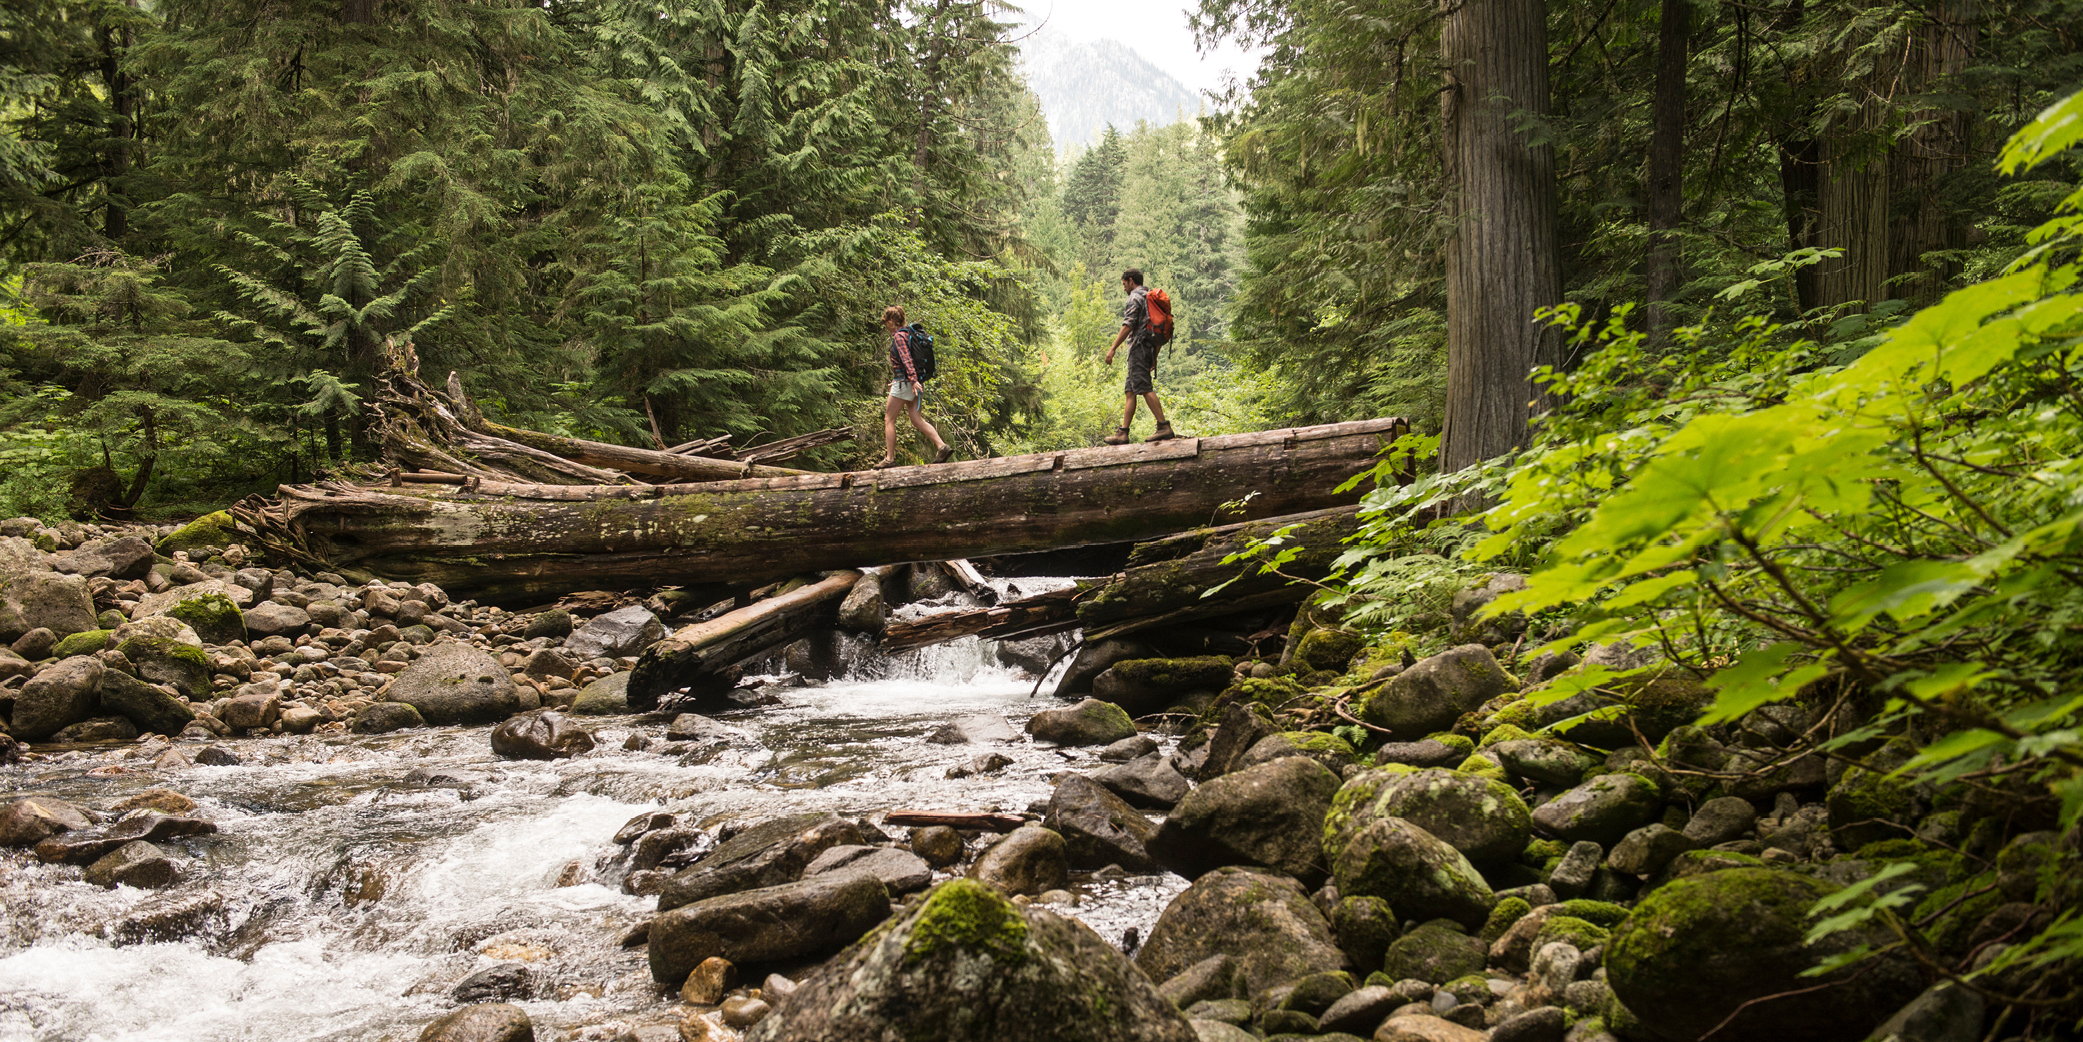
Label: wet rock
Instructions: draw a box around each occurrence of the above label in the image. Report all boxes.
[1055,638,1156,696]
[1195,701,1280,782]
[1092,752,1192,809]
[221,683,283,730]
[521,608,573,641]
[112,789,196,815]
[803,845,933,893]
[1319,985,1399,1036]
[1681,795,1758,847]
[385,643,523,725]
[1153,755,1340,886]
[1045,773,1161,872]
[113,889,228,945]
[417,1003,534,1042]
[1136,866,1345,996]
[910,826,964,867]
[0,796,91,847]
[0,570,98,642]
[1234,731,1358,776]
[680,956,738,1004]
[968,825,1069,896]
[117,636,209,698]
[490,709,596,760]
[1356,644,1517,737]
[96,670,197,736]
[1607,867,1921,1042]
[1529,773,1663,847]
[658,812,863,912]
[1381,921,1485,984]
[1099,734,1159,761]
[281,706,323,733]
[452,963,532,1003]
[946,751,1013,778]
[1606,823,1697,877]
[837,574,886,632]
[1092,656,1235,716]
[649,871,891,985]
[196,745,242,766]
[745,878,1196,1042]
[241,601,312,638]
[925,713,1021,744]
[81,838,176,888]
[632,827,713,872]
[35,811,217,864]
[53,715,139,742]
[11,654,103,739]
[566,605,666,660]
[1331,815,1494,932]
[353,701,426,734]
[1026,698,1136,746]
[569,671,630,715]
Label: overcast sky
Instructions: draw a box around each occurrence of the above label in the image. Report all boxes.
[1008,0,1264,96]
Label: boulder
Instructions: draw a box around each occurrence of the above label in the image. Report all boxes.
[221,683,283,731]
[1092,656,1235,716]
[519,647,578,681]
[1136,866,1345,995]
[53,716,139,742]
[1381,921,1485,984]
[0,647,32,678]
[1026,698,1137,746]
[34,811,216,864]
[649,871,891,985]
[1055,638,1156,696]
[1331,767,1530,867]
[521,608,574,641]
[1152,755,1340,886]
[384,642,523,725]
[1092,753,1192,809]
[836,575,886,632]
[1330,895,1400,973]
[1293,627,1364,672]
[926,714,1021,744]
[116,636,210,699]
[48,629,111,658]
[569,671,631,715]
[1681,795,1758,847]
[166,592,246,645]
[452,963,532,1003]
[1045,773,1161,872]
[11,627,56,660]
[565,605,666,660]
[111,614,201,648]
[745,879,1196,1042]
[83,840,177,888]
[1318,985,1399,1036]
[1196,701,1281,781]
[1100,735,1160,761]
[802,845,933,894]
[1529,773,1663,847]
[1607,867,1922,1042]
[1,568,99,643]
[909,826,964,867]
[133,579,254,621]
[352,702,426,733]
[1233,731,1358,776]
[1356,645,1516,737]
[1330,816,1494,932]
[0,796,91,847]
[490,710,596,759]
[153,511,236,557]
[1372,739,1470,770]
[1606,824,1697,877]
[1489,739,1595,787]
[658,812,864,912]
[417,1003,534,1042]
[1867,982,1984,1042]
[11,654,104,739]
[241,601,312,638]
[1158,955,1241,1008]
[968,825,1069,896]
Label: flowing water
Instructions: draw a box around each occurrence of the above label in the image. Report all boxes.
[0,587,1188,1042]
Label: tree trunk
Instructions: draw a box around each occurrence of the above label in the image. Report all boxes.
[1778,135,1823,312]
[230,418,1402,605]
[1813,124,1890,311]
[1643,0,1690,342]
[98,14,136,241]
[1887,0,1976,302]
[631,571,858,709]
[1439,0,1564,471]
[342,0,376,24]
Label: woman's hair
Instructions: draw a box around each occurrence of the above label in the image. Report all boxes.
[881,305,905,326]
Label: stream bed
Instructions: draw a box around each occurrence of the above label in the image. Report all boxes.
[0,629,1188,1042]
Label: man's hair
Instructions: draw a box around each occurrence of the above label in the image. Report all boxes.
[1121,269,1144,286]
[882,304,905,326]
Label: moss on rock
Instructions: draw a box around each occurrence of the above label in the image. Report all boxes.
[1477,723,1534,749]
[154,511,236,557]
[51,629,112,658]
[1532,915,1609,952]
[1426,733,1475,756]
[905,879,1029,967]
[1551,900,1629,928]
[1294,628,1365,673]
[167,593,245,645]
[1481,897,1532,944]
[1454,754,1507,781]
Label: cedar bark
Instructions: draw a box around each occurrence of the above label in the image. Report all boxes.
[1439,0,1564,471]
[1643,0,1691,341]
[1887,1,1976,301]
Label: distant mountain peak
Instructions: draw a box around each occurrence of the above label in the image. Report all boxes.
[1018,35,1204,151]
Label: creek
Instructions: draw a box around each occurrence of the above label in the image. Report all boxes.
[0,588,1188,1042]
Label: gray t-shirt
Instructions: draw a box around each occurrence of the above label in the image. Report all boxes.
[1120,285,1151,346]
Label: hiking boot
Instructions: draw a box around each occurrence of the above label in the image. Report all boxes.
[1148,421,1178,442]
[1103,427,1132,446]
[933,444,955,464]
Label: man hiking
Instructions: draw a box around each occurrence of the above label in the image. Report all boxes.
[1102,268,1175,445]
[874,304,955,469]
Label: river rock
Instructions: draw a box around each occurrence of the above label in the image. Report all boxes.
[11,654,103,739]
[417,1003,535,1042]
[0,796,91,846]
[1382,921,1485,983]
[1376,1015,1484,1042]
[112,789,197,815]
[153,511,234,557]
[926,713,1021,744]
[385,642,524,725]
[35,811,217,864]
[1356,644,1516,737]
[1136,866,1345,995]
[1055,638,1155,696]
[566,605,666,660]
[0,570,98,642]
[1045,773,1161,872]
[1867,981,1984,1042]
[1607,867,1922,1042]
[491,709,596,759]
[11,626,55,660]
[111,614,200,648]
[1318,985,1399,1036]
[116,636,210,698]
[452,963,532,1003]
[1099,734,1159,761]
[658,812,863,912]
[95,669,198,736]
[649,870,891,985]
[164,591,247,645]
[1158,954,1241,1007]
[60,535,154,581]
[1681,795,1757,847]
[352,701,426,733]
[221,683,283,730]
[1026,698,1136,746]
[569,671,630,715]
[1152,755,1340,886]
[837,574,886,632]
[1196,701,1280,781]
[1530,773,1663,846]
[745,878,1196,1042]
[1092,752,1192,808]
[1607,823,1697,876]
[0,647,30,680]
[1330,816,1494,932]
[681,956,738,1004]
[1092,656,1235,716]
[521,608,573,640]
[112,889,228,946]
[802,845,933,893]
[53,715,139,742]
[240,600,312,638]
[83,840,177,888]
[910,826,964,867]
[1234,731,1358,775]
[1337,767,1530,867]
[1489,739,1595,787]
[968,825,1069,896]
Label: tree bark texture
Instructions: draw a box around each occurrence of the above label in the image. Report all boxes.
[630,571,858,710]
[1814,121,1891,311]
[1439,0,1563,471]
[1643,0,1691,341]
[232,418,1402,605]
[1887,0,1976,301]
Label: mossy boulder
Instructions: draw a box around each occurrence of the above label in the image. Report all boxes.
[1027,698,1137,746]
[1235,730,1358,775]
[1480,897,1532,944]
[351,702,426,733]
[569,671,630,715]
[116,636,211,699]
[1453,754,1508,781]
[1607,868,1922,1042]
[1529,773,1663,847]
[1294,628,1365,673]
[750,879,1195,1042]
[50,629,113,658]
[1531,915,1609,953]
[154,511,236,557]
[1093,656,1236,716]
[1489,739,1595,787]
[1135,866,1346,996]
[1826,761,1919,852]
[1379,921,1485,984]
[1330,814,1495,932]
[166,593,245,646]
[1426,733,1474,757]
[1331,895,1400,974]
[1329,767,1530,868]
[97,670,197,736]
[384,642,523,725]
[1153,755,1342,886]
[1356,644,1518,738]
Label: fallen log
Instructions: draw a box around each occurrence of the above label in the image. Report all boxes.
[881,810,1028,833]
[476,418,812,483]
[737,427,855,466]
[880,586,1083,651]
[630,571,859,710]
[233,417,1404,604]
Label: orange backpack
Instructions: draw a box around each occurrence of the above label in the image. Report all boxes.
[1144,288,1175,348]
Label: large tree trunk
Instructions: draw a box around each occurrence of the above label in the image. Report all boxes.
[1887,0,1976,302]
[1643,0,1690,342]
[231,419,1401,605]
[1813,124,1891,311]
[1438,0,1563,471]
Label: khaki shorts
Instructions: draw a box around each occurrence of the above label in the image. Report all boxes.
[888,378,919,403]
[1124,340,1159,395]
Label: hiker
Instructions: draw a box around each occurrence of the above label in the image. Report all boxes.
[1102,268,1175,445]
[874,304,954,469]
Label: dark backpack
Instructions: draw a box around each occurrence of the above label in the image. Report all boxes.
[904,322,937,381]
[1144,288,1175,348]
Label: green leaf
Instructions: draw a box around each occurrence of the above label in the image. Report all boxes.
[1999,88,2083,175]
[1826,560,1980,634]
[1700,644,1828,724]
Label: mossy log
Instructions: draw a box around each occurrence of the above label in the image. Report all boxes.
[233,418,1402,605]
[630,571,858,710]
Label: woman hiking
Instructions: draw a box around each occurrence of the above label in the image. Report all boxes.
[873,305,955,469]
